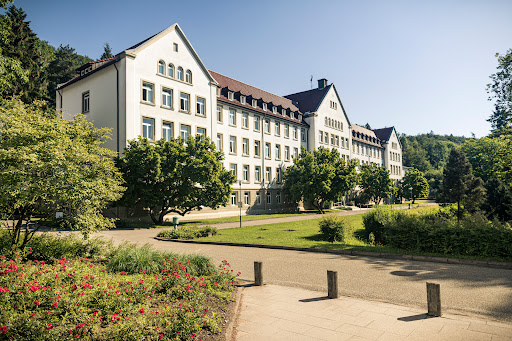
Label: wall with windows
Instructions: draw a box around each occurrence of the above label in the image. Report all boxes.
[382,129,403,180]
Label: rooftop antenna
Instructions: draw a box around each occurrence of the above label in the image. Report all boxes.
[310,75,313,89]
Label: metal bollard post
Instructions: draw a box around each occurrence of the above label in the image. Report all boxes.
[254,261,263,286]
[426,282,441,316]
[327,270,338,299]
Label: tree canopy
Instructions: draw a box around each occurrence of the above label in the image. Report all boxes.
[100,43,113,60]
[0,100,125,248]
[284,147,358,213]
[399,167,429,204]
[359,164,394,204]
[117,136,235,224]
[487,49,512,133]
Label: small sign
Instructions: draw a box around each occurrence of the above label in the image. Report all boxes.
[55,212,63,219]
[238,202,243,208]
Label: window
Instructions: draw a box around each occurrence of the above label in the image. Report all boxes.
[301,128,306,142]
[266,192,271,204]
[285,146,290,161]
[324,132,329,144]
[265,142,271,159]
[263,103,267,111]
[142,117,154,140]
[256,192,261,204]
[275,144,281,160]
[196,127,206,138]
[142,82,154,103]
[331,134,335,145]
[293,147,298,158]
[162,121,173,141]
[242,112,248,128]
[229,109,236,125]
[242,138,249,155]
[231,192,237,206]
[173,43,178,52]
[265,119,270,133]
[158,61,165,74]
[180,92,190,112]
[272,106,277,114]
[243,165,249,181]
[185,70,192,83]
[325,117,328,125]
[275,122,280,136]
[216,133,223,151]
[276,192,281,204]
[228,91,233,100]
[162,88,173,108]
[244,192,250,205]
[252,99,257,107]
[319,131,324,143]
[240,95,246,105]
[282,109,286,116]
[284,124,289,138]
[217,106,222,122]
[266,167,271,183]
[276,168,282,183]
[229,136,237,154]
[255,166,261,182]
[392,142,398,149]
[293,126,298,139]
[177,67,184,81]
[254,140,261,157]
[254,116,260,131]
[180,124,191,140]
[230,164,237,178]
[336,135,339,146]
[82,91,90,113]
[168,64,174,77]
[196,97,206,116]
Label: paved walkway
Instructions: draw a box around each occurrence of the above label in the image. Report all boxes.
[235,284,512,341]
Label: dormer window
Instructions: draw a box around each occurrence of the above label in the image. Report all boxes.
[263,103,267,111]
[282,109,286,116]
[240,95,246,105]
[298,114,302,121]
[228,91,234,101]
[272,106,277,114]
[216,87,220,97]
[252,99,257,108]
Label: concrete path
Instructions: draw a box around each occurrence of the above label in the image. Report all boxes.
[93,228,512,323]
[235,284,512,341]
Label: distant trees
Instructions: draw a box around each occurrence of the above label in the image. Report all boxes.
[284,147,358,213]
[117,136,235,224]
[100,43,113,60]
[399,168,429,204]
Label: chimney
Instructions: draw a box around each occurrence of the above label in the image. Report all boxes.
[318,78,327,90]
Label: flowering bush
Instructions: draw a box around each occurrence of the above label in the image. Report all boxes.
[0,249,239,340]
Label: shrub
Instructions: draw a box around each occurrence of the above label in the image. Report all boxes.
[362,206,396,242]
[157,225,217,240]
[318,215,348,243]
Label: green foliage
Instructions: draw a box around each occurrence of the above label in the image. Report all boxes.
[117,136,235,224]
[359,164,394,204]
[100,42,113,59]
[487,49,512,132]
[157,226,218,240]
[442,148,486,220]
[284,147,358,213]
[318,215,348,243]
[399,167,429,204]
[362,206,397,242]
[363,208,512,258]
[483,176,512,222]
[0,99,125,248]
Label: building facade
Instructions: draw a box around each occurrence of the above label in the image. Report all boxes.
[56,23,403,217]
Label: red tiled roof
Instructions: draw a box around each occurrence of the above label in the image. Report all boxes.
[210,70,307,126]
[352,124,383,147]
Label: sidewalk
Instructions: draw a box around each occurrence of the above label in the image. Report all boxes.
[234,284,512,341]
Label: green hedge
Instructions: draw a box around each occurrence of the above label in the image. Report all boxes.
[319,215,348,243]
[363,208,512,258]
[157,225,217,240]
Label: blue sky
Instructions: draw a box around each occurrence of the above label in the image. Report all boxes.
[12,0,512,137]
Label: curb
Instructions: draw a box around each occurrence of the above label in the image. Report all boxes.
[154,237,512,270]
[224,284,243,341]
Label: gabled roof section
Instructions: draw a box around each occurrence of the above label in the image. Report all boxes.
[57,56,120,90]
[210,70,306,126]
[352,124,382,147]
[126,23,216,85]
[284,85,330,113]
[373,127,394,143]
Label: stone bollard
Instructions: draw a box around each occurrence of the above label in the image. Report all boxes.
[426,282,441,316]
[327,270,338,299]
[254,261,263,286]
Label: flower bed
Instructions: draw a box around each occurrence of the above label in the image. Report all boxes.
[0,249,238,340]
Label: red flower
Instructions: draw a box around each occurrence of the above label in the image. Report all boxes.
[34,300,40,306]
[159,334,163,339]
[51,302,59,308]
[139,308,145,314]
[45,323,54,331]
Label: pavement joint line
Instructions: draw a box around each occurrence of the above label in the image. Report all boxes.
[154,237,512,270]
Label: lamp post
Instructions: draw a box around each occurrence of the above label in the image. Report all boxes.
[409,187,413,209]
[239,180,242,228]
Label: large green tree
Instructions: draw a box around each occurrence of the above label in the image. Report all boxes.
[442,148,486,221]
[487,49,512,133]
[359,164,394,204]
[117,136,235,224]
[284,147,358,213]
[399,167,429,204]
[0,100,125,248]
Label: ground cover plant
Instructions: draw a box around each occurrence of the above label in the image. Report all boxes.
[0,233,239,340]
[157,226,217,240]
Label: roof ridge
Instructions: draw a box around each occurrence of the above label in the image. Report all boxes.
[284,85,328,98]
[209,70,294,104]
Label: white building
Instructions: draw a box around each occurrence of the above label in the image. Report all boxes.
[56,23,403,217]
